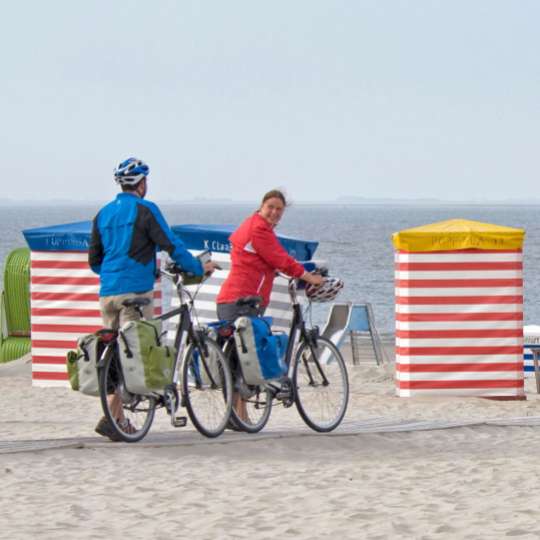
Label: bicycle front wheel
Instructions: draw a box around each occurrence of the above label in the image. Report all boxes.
[182,338,233,438]
[99,345,156,443]
[292,336,349,433]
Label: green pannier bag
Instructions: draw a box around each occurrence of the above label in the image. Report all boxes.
[66,333,103,396]
[118,320,176,395]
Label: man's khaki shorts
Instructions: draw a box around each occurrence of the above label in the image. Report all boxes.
[99,291,154,330]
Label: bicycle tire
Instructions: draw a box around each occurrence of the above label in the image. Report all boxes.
[224,343,273,433]
[292,336,349,433]
[98,344,156,443]
[230,380,273,433]
[182,337,233,438]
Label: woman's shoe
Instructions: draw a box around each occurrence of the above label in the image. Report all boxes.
[225,419,243,432]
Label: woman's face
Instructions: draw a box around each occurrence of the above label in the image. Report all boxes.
[259,197,285,226]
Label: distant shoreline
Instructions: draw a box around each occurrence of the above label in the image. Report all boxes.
[2,198,540,207]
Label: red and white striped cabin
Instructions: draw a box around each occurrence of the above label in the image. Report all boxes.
[26,220,318,387]
[393,220,525,399]
[30,251,162,387]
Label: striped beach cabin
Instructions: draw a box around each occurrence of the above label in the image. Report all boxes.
[393,219,525,399]
[23,221,318,387]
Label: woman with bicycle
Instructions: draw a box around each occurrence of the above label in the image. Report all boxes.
[217,189,323,319]
[216,189,324,427]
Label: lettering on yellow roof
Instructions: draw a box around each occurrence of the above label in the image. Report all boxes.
[392,219,525,252]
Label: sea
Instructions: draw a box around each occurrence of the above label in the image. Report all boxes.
[1,202,539,336]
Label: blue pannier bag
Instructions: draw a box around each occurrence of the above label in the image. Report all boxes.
[233,316,288,385]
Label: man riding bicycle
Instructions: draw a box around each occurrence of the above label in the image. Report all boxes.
[88,156,219,440]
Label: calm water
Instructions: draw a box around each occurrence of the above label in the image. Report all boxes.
[1,202,539,334]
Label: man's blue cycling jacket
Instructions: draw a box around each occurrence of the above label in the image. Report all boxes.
[89,192,203,297]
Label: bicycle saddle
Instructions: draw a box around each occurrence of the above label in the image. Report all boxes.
[122,297,152,308]
[235,296,263,308]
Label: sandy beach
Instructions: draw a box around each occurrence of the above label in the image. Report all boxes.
[3,346,540,540]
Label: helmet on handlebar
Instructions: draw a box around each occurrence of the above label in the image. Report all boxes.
[305,276,344,303]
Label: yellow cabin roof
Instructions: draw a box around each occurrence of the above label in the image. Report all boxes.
[392,218,525,252]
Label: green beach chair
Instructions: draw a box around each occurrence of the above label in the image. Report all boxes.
[0,247,31,363]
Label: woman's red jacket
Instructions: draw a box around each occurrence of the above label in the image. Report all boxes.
[217,212,305,307]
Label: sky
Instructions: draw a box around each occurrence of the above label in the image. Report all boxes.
[2,1,539,203]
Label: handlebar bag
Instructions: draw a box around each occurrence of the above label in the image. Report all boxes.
[118,320,175,395]
[234,316,288,385]
[66,333,104,396]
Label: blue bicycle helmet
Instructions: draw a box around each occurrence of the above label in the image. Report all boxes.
[113,157,149,186]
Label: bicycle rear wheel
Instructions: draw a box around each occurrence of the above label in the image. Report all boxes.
[292,336,349,433]
[99,344,156,443]
[225,343,273,433]
[230,380,273,433]
[182,338,233,438]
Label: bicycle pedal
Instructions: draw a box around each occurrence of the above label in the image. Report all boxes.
[275,384,292,402]
[172,416,188,428]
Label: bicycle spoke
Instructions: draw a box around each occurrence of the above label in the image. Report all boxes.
[293,337,349,432]
[182,339,233,438]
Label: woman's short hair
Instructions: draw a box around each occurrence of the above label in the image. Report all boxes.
[261,189,288,207]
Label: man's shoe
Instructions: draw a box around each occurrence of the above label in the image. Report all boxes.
[95,416,122,442]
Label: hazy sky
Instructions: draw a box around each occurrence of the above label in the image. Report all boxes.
[2,1,539,202]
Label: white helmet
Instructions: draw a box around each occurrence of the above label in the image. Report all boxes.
[305,277,344,303]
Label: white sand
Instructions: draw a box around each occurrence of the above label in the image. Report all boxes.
[2,351,540,539]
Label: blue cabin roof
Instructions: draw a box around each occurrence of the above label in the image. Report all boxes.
[22,221,318,261]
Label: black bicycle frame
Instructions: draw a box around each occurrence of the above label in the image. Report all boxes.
[155,302,219,388]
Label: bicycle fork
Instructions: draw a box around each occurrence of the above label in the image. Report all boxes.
[300,328,330,388]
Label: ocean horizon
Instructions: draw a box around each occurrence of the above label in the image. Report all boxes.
[3,197,540,206]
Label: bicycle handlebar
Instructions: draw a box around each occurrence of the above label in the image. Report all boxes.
[162,261,222,280]
[276,266,328,282]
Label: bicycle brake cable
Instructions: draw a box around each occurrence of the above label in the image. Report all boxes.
[188,283,204,327]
